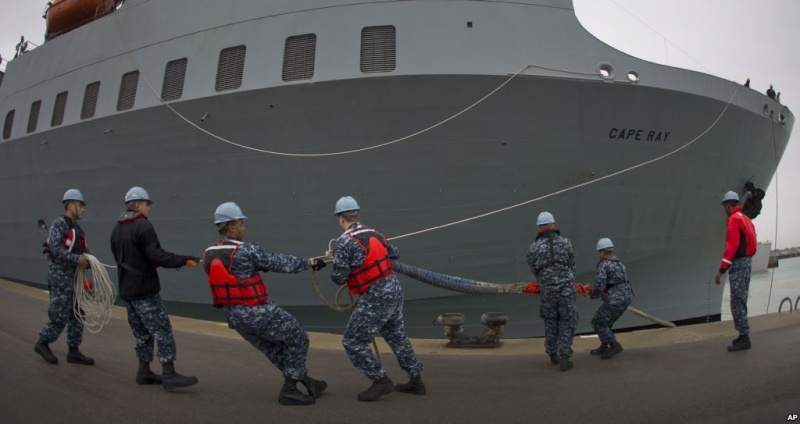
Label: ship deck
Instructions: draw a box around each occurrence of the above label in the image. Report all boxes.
[1,278,799,424]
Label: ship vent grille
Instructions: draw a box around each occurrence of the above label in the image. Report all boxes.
[282,34,316,82]
[361,25,396,73]
[161,58,188,101]
[117,71,140,111]
[2,110,13,140]
[51,92,68,127]
[216,45,246,92]
[81,81,101,120]
[27,100,41,134]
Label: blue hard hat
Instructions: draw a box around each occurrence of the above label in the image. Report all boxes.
[214,202,247,224]
[721,191,739,204]
[334,196,360,215]
[596,238,614,251]
[536,211,555,226]
[125,186,152,205]
[63,189,85,205]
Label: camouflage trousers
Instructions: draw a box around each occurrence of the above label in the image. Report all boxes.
[225,301,309,381]
[39,270,84,347]
[125,295,177,364]
[729,257,752,336]
[540,284,578,357]
[591,284,634,344]
[343,276,423,381]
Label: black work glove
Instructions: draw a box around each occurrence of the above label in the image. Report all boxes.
[309,258,327,271]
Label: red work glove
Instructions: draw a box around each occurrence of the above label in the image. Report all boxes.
[522,282,541,295]
[82,279,94,290]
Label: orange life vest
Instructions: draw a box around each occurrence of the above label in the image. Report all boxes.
[345,226,394,294]
[202,240,268,307]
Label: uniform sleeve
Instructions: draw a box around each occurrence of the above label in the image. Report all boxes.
[720,216,741,273]
[140,222,191,269]
[48,218,79,267]
[566,239,576,275]
[387,241,400,260]
[591,262,608,300]
[526,244,537,276]
[330,237,358,286]
[249,244,309,274]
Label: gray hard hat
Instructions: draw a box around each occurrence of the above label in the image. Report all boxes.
[536,211,555,226]
[596,238,614,251]
[63,189,85,205]
[334,196,360,215]
[721,191,739,204]
[125,186,152,205]
[214,202,247,224]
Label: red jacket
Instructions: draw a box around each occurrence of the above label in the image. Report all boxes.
[720,206,757,273]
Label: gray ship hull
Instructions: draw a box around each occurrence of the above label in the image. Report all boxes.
[0,0,793,337]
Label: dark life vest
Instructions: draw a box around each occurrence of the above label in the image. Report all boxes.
[202,240,268,307]
[533,230,570,275]
[43,215,87,257]
[346,226,394,295]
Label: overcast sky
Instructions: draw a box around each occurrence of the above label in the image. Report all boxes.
[1,0,798,248]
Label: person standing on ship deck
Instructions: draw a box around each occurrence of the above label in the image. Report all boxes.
[589,238,634,359]
[34,189,95,366]
[526,211,578,371]
[329,196,425,401]
[110,186,200,390]
[201,202,328,406]
[715,191,757,352]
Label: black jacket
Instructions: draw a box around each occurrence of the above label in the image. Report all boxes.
[110,211,190,301]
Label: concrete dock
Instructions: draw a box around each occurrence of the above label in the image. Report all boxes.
[1,278,799,424]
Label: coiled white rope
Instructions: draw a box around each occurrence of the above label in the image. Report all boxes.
[73,254,117,333]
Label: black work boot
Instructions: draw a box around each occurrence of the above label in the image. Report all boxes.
[548,353,560,365]
[727,334,751,352]
[601,341,623,359]
[136,360,162,385]
[279,377,315,405]
[66,347,95,365]
[395,375,426,395]
[301,375,328,399]
[559,355,573,372]
[161,362,198,391]
[34,340,58,364]
[357,376,394,401]
[590,343,610,356]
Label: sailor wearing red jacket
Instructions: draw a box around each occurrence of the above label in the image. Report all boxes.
[715,191,757,352]
[202,202,327,406]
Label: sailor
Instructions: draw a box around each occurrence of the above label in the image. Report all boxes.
[715,191,757,352]
[110,186,200,390]
[744,77,750,88]
[329,196,425,401]
[766,84,776,100]
[34,189,95,366]
[201,202,328,405]
[526,211,578,371]
[589,238,634,359]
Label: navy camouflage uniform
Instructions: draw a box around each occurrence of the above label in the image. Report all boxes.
[728,257,752,336]
[526,229,578,357]
[331,222,423,381]
[211,240,313,381]
[110,211,194,364]
[590,258,634,344]
[38,216,88,348]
